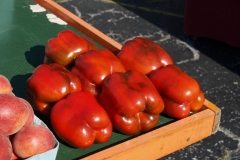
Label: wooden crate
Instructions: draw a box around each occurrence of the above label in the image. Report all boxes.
[34,0,221,159]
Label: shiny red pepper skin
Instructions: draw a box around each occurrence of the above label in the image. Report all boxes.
[26,63,81,116]
[45,30,97,68]
[162,90,205,119]
[149,64,200,103]
[190,90,205,112]
[50,91,112,148]
[149,64,205,119]
[162,97,191,119]
[99,70,164,135]
[71,49,126,97]
[117,37,173,75]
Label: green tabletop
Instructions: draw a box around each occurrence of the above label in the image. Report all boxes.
[0,0,173,159]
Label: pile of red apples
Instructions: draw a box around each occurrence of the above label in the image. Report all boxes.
[0,75,55,160]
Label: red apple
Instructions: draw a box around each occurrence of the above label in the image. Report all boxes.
[11,151,19,160]
[8,135,20,160]
[0,134,12,160]
[19,98,35,126]
[0,94,29,136]
[0,75,12,94]
[12,124,55,159]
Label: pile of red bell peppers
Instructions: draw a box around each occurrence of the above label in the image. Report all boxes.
[26,30,205,148]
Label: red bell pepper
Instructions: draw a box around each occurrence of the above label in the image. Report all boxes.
[50,91,112,148]
[71,49,126,97]
[190,90,205,112]
[45,30,97,68]
[162,97,191,119]
[117,37,173,75]
[149,64,205,119]
[98,70,164,135]
[26,63,81,116]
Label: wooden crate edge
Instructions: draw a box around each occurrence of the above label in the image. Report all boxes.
[204,99,221,133]
[82,109,215,160]
[34,0,122,54]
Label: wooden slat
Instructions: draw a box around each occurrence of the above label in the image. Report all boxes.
[82,109,215,160]
[203,99,221,133]
[34,0,122,54]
